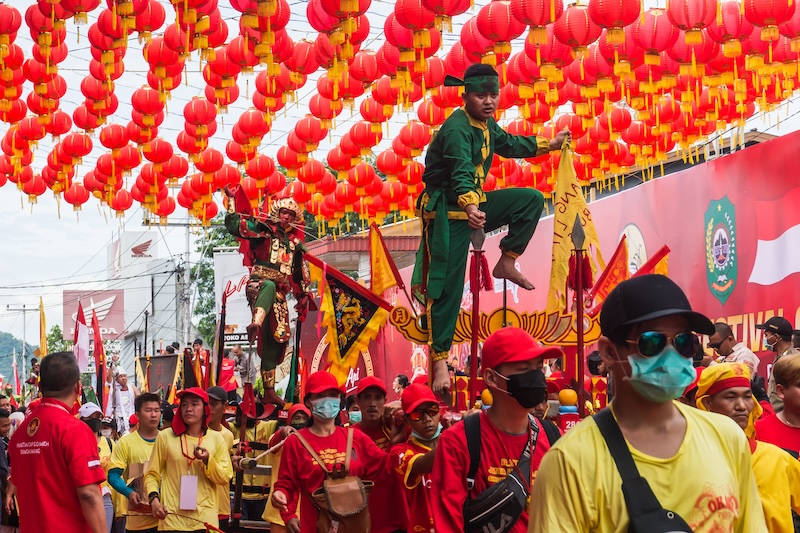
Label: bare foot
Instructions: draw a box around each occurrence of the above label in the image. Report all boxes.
[246,322,260,344]
[493,255,534,290]
[432,359,451,397]
[262,387,287,409]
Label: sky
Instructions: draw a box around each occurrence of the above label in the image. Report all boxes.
[1,0,800,347]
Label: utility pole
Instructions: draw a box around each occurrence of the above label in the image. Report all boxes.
[6,305,29,362]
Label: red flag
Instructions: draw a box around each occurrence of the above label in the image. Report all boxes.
[73,302,90,372]
[91,309,107,410]
[587,236,629,317]
[632,245,670,278]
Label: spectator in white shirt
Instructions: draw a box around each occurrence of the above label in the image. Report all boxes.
[708,322,761,377]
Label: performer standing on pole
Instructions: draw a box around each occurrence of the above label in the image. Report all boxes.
[412,63,571,396]
[224,188,313,408]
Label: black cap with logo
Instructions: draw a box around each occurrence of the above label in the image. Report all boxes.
[600,274,715,337]
[755,317,799,338]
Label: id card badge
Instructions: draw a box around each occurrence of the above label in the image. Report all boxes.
[179,474,199,510]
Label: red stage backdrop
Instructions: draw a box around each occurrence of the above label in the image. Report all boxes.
[301,131,800,390]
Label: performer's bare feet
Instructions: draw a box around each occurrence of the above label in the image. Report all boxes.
[493,255,534,290]
[432,359,451,396]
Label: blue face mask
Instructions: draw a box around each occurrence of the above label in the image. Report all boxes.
[627,346,696,403]
[311,398,341,420]
[348,411,363,424]
[412,423,443,442]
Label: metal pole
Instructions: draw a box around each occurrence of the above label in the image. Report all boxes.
[185,226,191,347]
[7,305,29,362]
[575,248,586,419]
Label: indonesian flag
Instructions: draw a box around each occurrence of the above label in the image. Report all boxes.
[748,187,800,285]
[73,301,90,372]
[91,309,107,409]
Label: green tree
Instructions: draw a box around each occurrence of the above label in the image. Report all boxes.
[46,325,72,353]
[192,216,238,344]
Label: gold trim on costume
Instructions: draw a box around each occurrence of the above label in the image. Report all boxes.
[251,265,289,284]
[537,136,552,156]
[431,351,450,362]
[503,250,520,260]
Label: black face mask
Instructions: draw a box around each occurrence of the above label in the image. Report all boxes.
[83,418,102,434]
[290,422,307,431]
[495,369,548,409]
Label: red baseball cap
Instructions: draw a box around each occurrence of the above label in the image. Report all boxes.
[356,376,387,396]
[481,327,562,371]
[129,414,138,426]
[411,374,428,386]
[305,371,344,396]
[177,387,209,404]
[401,383,438,414]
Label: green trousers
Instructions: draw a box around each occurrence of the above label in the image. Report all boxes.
[249,278,286,371]
[421,187,545,356]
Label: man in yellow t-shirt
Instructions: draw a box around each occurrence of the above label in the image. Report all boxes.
[144,388,233,532]
[229,404,277,522]
[207,386,235,531]
[696,363,800,533]
[529,275,767,533]
[108,392,162,533]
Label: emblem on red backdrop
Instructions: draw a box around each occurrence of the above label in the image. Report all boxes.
[704,196,737,304]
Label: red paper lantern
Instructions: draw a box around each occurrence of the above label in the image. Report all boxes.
[634,8,681,64]
[348,163,377,194]
[554,3,603,56]
[99,124,129,152]
[398,120,432,156]
[294,115,328,149]
[350,121,383,149]
[184,97,216,126]
[744,0,796,42]
[417,98,446,126]
[667,0,718,44]
[510,0,564,44]
[350,50,380,83]
[476,1,527,54]
[588,0,642,45]
[398,160,424,194]
[297,159,327,193]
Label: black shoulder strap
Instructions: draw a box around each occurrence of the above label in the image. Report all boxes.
[464,413,481,491]
[537,416,560,446]
[593,409,639,482]
[105,436,113,452]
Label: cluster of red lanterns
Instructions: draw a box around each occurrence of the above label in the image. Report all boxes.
[0,0,798,228]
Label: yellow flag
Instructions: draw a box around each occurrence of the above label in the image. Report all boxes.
[39,297,47,358]
[546,146,605,312]
[369,223,402,297]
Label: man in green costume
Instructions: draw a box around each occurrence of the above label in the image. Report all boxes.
[412,63,571,396]
[224,188,312,407]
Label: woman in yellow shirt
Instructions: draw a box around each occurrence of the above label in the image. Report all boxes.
[144,388,233,532]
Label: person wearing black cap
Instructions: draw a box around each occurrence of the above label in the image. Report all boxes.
[755,316,800,412]
[529,274,767,532]
[207,386,235,531]
[410,62,571,399]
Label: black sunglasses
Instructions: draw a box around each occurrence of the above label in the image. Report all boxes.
[407,404,440,421]
[627,331,699,358]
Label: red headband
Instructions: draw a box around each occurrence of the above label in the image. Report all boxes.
[705,376,750,397]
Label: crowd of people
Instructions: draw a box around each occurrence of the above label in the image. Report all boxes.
[3,274,800,533]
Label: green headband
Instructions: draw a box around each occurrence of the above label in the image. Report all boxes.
[444,74,500,94]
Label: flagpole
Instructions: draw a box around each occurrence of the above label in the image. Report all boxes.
[571,214,587,419]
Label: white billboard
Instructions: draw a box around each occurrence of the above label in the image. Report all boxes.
[213,252,251,344]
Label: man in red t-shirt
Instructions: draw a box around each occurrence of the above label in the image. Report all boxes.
[219,350,238,401]
[755,352,800,456]
[354,375,408,533]
[392,384,442,533]
[6,352,107,533]
[431,327,560,533]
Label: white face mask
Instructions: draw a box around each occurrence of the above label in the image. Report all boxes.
[100,429,113,438]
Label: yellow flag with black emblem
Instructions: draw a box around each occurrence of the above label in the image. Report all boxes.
[307,254,391,385]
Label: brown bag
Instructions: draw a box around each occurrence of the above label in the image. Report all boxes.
[295,427,374,533]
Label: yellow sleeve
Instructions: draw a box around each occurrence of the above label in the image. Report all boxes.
[109,436,129,472]
[144,433,166,496]
[733,435,768,533]
[788,455,800,515]
[528,448,593,532]
[456,191,481,210]
[204,433,234,487]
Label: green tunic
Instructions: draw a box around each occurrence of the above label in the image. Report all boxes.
[413,108,549,358]
[225,213,308,370]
